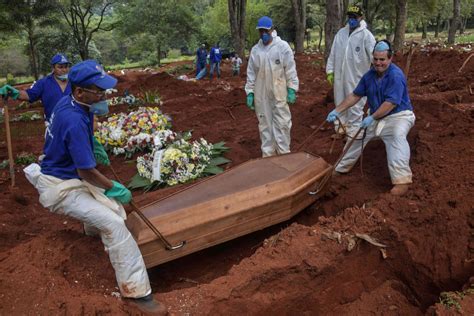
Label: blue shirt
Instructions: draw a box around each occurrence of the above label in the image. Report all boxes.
[41,95,96,180]
[26,74,72,121]
[353,63,413,116]
[196,48,207,63]
[210,47,222,63]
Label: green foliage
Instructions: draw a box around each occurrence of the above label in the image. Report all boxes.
[6,73,15,85]
[166,64,194,76]
[0,160,9,169]
[11,111,42,122]
[439,291,462,311]
[140,90,161,104]
[117,0,199,64]
[14,152,37,165]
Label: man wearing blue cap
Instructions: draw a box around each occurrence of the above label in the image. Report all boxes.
[0,53,72,122]
[326,5,375,138]
[23,60,167,314]
[245,16,299,157]
[326,40,415,196]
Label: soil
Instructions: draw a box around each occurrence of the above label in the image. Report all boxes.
[0,48,473,315]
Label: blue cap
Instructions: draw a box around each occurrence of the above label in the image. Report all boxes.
[256,16,273,30]
[50,53,70,65]
[68,60,117,90]
[374,41,390,52]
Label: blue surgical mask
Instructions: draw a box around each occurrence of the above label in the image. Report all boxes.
[56,74,68,81]
[89,100,109,116]
[261,32,271,45]
[348,18,360,29]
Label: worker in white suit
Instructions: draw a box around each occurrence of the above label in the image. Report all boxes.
[245,16,299,157]
[326,5,376,137]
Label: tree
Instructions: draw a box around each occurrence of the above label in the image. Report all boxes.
[324,0,343,59]
[59,0,114,60]
[117,0,197,66]
[0,0,59,79]
[393,0,408,52]
[290,0,307,53]
[228,0,246,58]
[447,0,461,44]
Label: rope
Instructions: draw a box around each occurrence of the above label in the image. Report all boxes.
[309,127,365,196]
[109,165,185,251]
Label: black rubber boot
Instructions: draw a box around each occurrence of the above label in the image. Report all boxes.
[126,293,168,315]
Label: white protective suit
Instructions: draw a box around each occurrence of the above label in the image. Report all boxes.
[326,20,376,136]
[23,163,151,299]
[245,31,299,157]
[335,110,415,184]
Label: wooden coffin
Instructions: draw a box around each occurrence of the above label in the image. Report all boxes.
[126,152,332,268]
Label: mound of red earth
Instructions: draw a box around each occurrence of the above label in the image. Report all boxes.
[0,49,472,315]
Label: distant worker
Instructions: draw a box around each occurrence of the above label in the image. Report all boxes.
[23,60,167,314]
[326,5,376,138]
[0,53,72,122]
[209,42,222,79]
[326,41,415,196]
[231,54,243,76]
[245,16,299,157]
[195,43,207,77]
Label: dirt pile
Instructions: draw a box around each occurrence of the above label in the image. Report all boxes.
[0,49,473,315]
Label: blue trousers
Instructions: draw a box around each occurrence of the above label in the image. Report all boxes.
[196,61,206,76]
[209,62,221,79]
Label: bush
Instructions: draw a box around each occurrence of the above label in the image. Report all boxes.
[6,73,15,85]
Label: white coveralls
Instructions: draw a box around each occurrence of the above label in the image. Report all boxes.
[326,20,376,136]
[335,110,415,184]
[23,163,151,299]
[245,32,299,157]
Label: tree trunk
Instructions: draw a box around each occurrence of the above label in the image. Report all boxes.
[447,0,461,44]
[318,26,323,51]
[324,0,343,60]
[227,0,246,58]
[27,27,39,80]
[157,43,161,66]
[393,0,408,52]
[435,14,441,38]
[421,21,427,39]
[459,16,466,34]
[291,0,307,53]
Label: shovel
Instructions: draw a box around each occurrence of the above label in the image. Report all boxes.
[2,93,15,187]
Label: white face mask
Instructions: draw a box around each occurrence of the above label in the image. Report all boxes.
[56,74,68,81]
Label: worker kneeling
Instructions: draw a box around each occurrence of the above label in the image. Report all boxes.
[23,60,166,314]
[326,40,415,196]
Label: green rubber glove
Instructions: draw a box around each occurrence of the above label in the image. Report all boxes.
[246,92,255,111]
[0,84,20,100]
[105,180,132,204]
[93,136,110,166]
[326,72,334,85]
[287,88,296,104]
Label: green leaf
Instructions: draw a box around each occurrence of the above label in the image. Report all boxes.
[127,173,152,190]
[209,157,231,166]
[203,165,224,175]
[212,141,228,150]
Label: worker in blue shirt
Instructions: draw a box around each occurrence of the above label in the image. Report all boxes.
[23,60,167,314]
[326,40,415,196]
[0,53,72,122]
[209,42,222,79]
[195,43,208,77]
